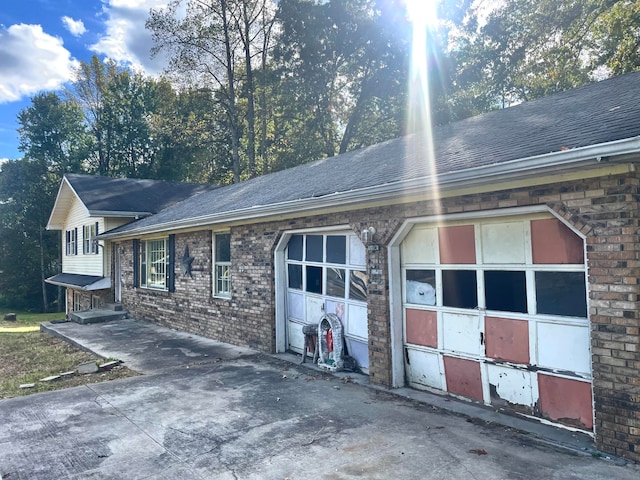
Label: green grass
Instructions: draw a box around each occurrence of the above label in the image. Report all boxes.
[0,310,65,327]
[0,311,138,399]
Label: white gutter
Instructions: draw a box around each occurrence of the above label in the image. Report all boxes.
[88,210,153,218]
[98,136,640,240]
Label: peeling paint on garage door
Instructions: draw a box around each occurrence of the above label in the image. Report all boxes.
[400,213,593,432]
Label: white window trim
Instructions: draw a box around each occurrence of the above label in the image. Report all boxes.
[140,237,168,290]
[65,228,77,256]
[83,223,98,254]
[213,232,231,298]
[73,291,82,311]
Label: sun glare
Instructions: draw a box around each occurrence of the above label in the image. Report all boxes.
[405,0,441,209]
[405,0,439,29]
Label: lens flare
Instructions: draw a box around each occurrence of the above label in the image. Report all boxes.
[405,0,440,211]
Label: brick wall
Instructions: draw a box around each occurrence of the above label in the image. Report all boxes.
[66,288,112,313]
[115,170,640,462]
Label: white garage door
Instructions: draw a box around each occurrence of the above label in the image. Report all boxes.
[285,231,369,372]
[400,213,593,431]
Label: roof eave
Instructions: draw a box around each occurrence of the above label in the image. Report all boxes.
[87,210,153,218]
[98,136,640,240]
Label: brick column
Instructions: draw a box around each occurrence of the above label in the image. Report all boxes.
[582,174,640,462]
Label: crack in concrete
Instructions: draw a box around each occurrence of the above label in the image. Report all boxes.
[84,384,210,480]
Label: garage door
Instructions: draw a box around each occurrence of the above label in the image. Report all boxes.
[285,231,369,372]
[400,214,593,431]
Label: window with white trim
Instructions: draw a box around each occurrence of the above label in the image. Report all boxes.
[65,228,77,255]
[73,291,82,311]
[213,232,231,298]
[140,238,168,290]
[83,223,99,254]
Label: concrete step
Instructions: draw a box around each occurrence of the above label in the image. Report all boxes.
[105,303,124,311]
[70,308,128,325]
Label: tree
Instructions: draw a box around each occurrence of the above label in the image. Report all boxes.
[148,0,277,182]
[592,0,640,75]
[67,56,119,175]
[447,0,640,114]
[100,70,159,178]
[0,159,59,311]
[272,0,410,165]
[17,92,90,176]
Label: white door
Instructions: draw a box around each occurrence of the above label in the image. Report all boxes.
[285,232,369,372]
[400,215,593,431]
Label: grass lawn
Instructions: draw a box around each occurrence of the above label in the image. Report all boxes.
[0,311,138,399]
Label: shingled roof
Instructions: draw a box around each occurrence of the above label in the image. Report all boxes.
[47,174,215,230]
[100,71,640,239]
[64,174,214,215]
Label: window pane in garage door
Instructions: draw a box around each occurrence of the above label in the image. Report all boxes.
[484,270,527,313]
[442,270,477,308]
[536,271,587,317]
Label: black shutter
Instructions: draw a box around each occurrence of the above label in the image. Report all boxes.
[95,222,99,254]
[74,228,78,255]
[133,239,139,286]
[168,234,175,293]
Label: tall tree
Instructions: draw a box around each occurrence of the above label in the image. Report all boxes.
[0,159,59,311]
[67,56,119,175]
[447,0,640,114]
[273,0,410,164]
[100,70,159,178]
[17,92,90,176]
[146,0,276,182]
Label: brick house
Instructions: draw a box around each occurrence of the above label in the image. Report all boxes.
[46,174,212,314]
[51,72,640,461]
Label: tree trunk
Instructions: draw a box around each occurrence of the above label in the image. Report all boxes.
[222,0,241,183]
[242,1,257,178]
[39,224,49,313]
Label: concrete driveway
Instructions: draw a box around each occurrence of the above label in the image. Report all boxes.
[1,320,638,480]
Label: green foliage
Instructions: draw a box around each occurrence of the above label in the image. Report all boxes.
[0,159,59,311]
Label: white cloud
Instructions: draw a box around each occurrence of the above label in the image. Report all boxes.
[62,16,87,37]
[0,24,79,104]
[90,0,169,76]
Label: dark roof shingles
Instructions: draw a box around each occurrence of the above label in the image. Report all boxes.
[107,71,640,234]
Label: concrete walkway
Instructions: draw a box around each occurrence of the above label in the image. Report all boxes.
[0,319,637,480]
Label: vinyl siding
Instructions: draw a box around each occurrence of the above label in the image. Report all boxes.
[62,195,105,276]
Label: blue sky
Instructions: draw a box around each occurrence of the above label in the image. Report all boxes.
[0,0,169,163]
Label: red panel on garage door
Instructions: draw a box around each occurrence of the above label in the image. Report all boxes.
[485,316,529,364]
[406,309,437,347]
[443,356,483,401]
[531,218,584,264]
[438,225,476,264]
[538,374,593,430]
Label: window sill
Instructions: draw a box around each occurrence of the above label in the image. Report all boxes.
[212,294,231,301]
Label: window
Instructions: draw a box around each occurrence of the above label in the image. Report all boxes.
[484,270,527,313]
[214,233,231,297]
[535,271,587,317]
[91,295,100,309]
[285,232,367,302]
[140,238,167,289]
[65,228,77,255]
[406,270,436,306]
[83,223,99,254]
[442,270,477,309]
[73,291,82,311]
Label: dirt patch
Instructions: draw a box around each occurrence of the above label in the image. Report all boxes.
[0,331,138,399]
